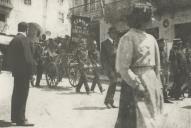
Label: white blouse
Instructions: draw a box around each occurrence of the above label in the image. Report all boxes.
[116,28,161,88]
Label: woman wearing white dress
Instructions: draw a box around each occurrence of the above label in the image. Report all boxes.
[115,2,163,128]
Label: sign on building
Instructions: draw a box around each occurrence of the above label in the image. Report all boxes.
[71,15,91,49]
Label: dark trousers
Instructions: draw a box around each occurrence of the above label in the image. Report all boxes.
[170,73,187,99]
[160,70,169,100]
[35,64,43,86]
[76,70,90,94]
[11,75,30,123]
[115,81,136,128]
[91,69,103,92]
[104,71,117,104]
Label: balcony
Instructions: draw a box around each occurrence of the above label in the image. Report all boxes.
[0,0,13,11]
[70,0,103,19]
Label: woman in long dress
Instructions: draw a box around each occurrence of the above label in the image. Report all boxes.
[115,2,163,128]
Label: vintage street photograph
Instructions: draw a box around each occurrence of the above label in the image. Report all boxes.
[1,0,191,128]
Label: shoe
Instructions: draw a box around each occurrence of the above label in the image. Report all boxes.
[16,121,34,126]
[110,103,118,108]
[164,99,173,103]
[12,118,28,123]
[76,89,80,93]
[35,86,40,88]
[101,89,105,94]
[87,91,90,95]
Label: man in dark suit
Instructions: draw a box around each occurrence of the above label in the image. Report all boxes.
[101,27,118,108]
[33,43,43,87]
[7,22,34,126]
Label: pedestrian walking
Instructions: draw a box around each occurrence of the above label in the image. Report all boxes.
[7,22,34,126]
[169,39,188,100]
[88,36,104,93]
[100,27,118,108]
[158,38,172,103]
[115,2,163,128]
[75,38,90,94]
[34,43,44,87]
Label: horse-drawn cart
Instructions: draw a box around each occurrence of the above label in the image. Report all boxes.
[42,51,81,87]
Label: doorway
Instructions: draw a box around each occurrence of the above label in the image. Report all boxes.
[175,22,191,43]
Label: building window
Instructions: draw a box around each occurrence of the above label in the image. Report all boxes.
[0,14,6,22]
[90,0,95,11]
[58,12,64,23]
[24,0,31,5]
[84,0,88,11]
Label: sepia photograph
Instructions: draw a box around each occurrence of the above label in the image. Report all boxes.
[1,0,191,128]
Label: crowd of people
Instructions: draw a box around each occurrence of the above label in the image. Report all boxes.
[5,1,191,128]
[6,21,110,126]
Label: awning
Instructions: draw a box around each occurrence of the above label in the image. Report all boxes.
[0,34,13,45]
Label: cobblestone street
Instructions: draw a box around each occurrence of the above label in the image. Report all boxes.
[0,71,119,128]
[1,71,191,128]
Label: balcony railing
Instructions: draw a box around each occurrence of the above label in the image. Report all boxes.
[70,0,103,18]
[0,0,13,9]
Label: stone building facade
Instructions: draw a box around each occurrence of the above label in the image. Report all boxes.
[0,0,72,38]
[71,0,191,48]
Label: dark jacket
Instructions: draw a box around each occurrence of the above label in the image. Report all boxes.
[169,48,188,76]
[100,39,116,73]
[7,33,34,76]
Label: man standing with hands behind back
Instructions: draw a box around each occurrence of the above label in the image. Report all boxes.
[101,27,118,108]
[7,22,34,126]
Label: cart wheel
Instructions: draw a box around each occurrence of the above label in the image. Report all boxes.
[68,59,81,87]
[45,62,59,87]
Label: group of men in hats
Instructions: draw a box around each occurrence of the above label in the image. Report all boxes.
[158,38,191,101]
[74,26,119,108]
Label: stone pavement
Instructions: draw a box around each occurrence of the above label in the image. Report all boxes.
[0,71,191,128]
[0,71,119,128]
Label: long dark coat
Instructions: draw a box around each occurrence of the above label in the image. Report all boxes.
[7,33,34,76]
[7,33,34,123]
[100,39,116,74]
[100,38,117,104]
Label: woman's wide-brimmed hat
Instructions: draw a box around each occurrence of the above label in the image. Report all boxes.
[126,1,153,28]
